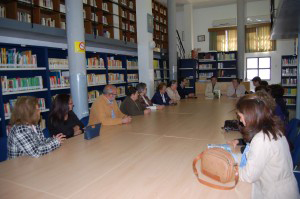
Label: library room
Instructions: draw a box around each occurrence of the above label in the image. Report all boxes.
[0,0,299,198]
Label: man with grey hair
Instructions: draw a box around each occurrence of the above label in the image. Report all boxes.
[89,85,132,126]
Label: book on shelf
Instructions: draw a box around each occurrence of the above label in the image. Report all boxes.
[129,13,135,21]
[49,58,68,69]
[0,6,6,18]
[1,76,43,93]
[107,57,122,69]
[127,60,138,69]
[108,73,124,83]
[199,72,214,79]
[60,4,66,13]
[40,117,46,130]
[90,0,97,7]
[129,1,134,9]
[83,0,87,4]
[83,9,86,19]
[88,90,101,102]
[50,71,70,88]
[282,78,297,85]
[0,48,37,67]
[38,0,53,10]
[17,11,31,23]
[217,52,235,60]
[87,57,105,68]
[60,22,66,29]
[117,86,126,96]
[282,68,297,76]
[199,64,213,69]
[102,2,108,11]
[282,57,298,66]
[199,53,215,61]
[121,0,127,6]
[153,60,159,69]
[154,70,161,79]
[127,74,138,82]
[87,74,106,85]
[41,17,55,27]
[286,98,296,105]
[4,98,46,118]
[91,13,98,22]
[284,88,297,96]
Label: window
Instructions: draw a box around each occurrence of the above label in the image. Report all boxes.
[209,23,276,52]
[246,57,271,80]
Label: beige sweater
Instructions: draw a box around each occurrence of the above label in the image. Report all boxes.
[166,87,181,102]
[239,132,299,199]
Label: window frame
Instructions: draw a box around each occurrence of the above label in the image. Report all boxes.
[246,56,272,81]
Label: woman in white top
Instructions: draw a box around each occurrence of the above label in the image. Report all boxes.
[233,93,299,199]
[166,80,181,103]
[227,78,246,98]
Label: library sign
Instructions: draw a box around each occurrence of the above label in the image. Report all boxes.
[74,41,86,53]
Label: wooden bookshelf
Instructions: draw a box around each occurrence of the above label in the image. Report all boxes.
[0,0,137,42]
[152,0,168,50]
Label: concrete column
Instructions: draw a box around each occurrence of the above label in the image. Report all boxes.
[168,0,177,80]
[65,0,89,119]
[237,0,246,79]
[297,33,300,119]
[136,0,154,97]
[183,4,194,58]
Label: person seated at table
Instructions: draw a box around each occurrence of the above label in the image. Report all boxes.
[255,85,269,92]
[177,77,196,99]
[7,96,65,159]
[166,80,181,103]
[120,87,151,116]
[151,82,175,105]
[232,94,299,199]
[89,85,132,126]
[205,76,221,98]
[260,80,269,87]
[251,76,261,89]
[269,84,289,122]
[226,78,246,98]
[48,94,84,139]
[136,82,164,110]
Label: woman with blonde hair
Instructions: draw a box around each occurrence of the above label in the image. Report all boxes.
[8,96,65,159]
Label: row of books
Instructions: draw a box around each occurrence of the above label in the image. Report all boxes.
[88,90,100,103]
[199,53,215,61]
[129,13,135,21]
[153,60,159,69]
[282,78,297,85]
[121,10,128,18]
[121,22,129,31]
[38,0,53,10]
[17,11,31,23]
[218,70,236,78]
[1,76,43,93]
[87,57,105,68]
[217,53,236,60]
[49,71,70,88]
[282,68,297,76]
[127,60,138,69]
[41,18,55,27]
[0,6,6,18]
[107,58,122,69]
[91,13,98,22]
[218,63,236,69]
[284,88,297,96]
[199,64,213,69]
[108,73,124,83]
[154,70,161,79]
[153,4,167,16]
[102,16,108,25]
[199,72,214,78]
[4,98,46,118]
[87,74,106,85]
[49,58,68,69]
[282,57,298,66]
[154,15,167,25]
[0,48,37,66]
[117,86,126,96]
[127,74,138,82]
[286,98,296,105]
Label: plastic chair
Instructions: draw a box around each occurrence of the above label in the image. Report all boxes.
[42,128,50,138]
[80,116,89,127]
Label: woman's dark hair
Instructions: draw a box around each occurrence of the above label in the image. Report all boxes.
[260,80,269,87]
[127,86,137,96]
[167,80,177,87]
[49,94,71,128]
[178,77,186,84]
[268,84,288,119]
[236,92,284,142]
[232,78,241,84]
[10,96,40,125]
[210,76,217,80]
[255,85,269,92]
[136,83,147,93]
[157,82,167,92]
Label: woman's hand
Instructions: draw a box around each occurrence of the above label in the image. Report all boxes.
[227,139,239,149]
[54,133,66,144]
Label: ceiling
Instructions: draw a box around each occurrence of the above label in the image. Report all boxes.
[157,0,266,8]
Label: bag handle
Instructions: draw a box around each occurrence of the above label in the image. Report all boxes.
[192,152,239,190]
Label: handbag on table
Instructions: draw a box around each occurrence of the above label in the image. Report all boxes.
[192,148,239,190]
[84,123,101,140]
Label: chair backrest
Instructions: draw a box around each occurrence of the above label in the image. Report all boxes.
[80,116,89,127]
[42,128,50,138]
[286,118,300,145]
[292,132,300,166]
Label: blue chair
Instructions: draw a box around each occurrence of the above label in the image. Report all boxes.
[286,119,300,146]
[80,116,89,127]
[42,128,50,138]
[0,137,8,162]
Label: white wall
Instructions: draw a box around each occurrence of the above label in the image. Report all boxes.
[176,0,295,86]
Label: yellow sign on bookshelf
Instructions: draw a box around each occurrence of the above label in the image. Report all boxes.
[74,41,85,53]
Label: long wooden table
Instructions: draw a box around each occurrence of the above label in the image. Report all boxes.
[0,96,251,199]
